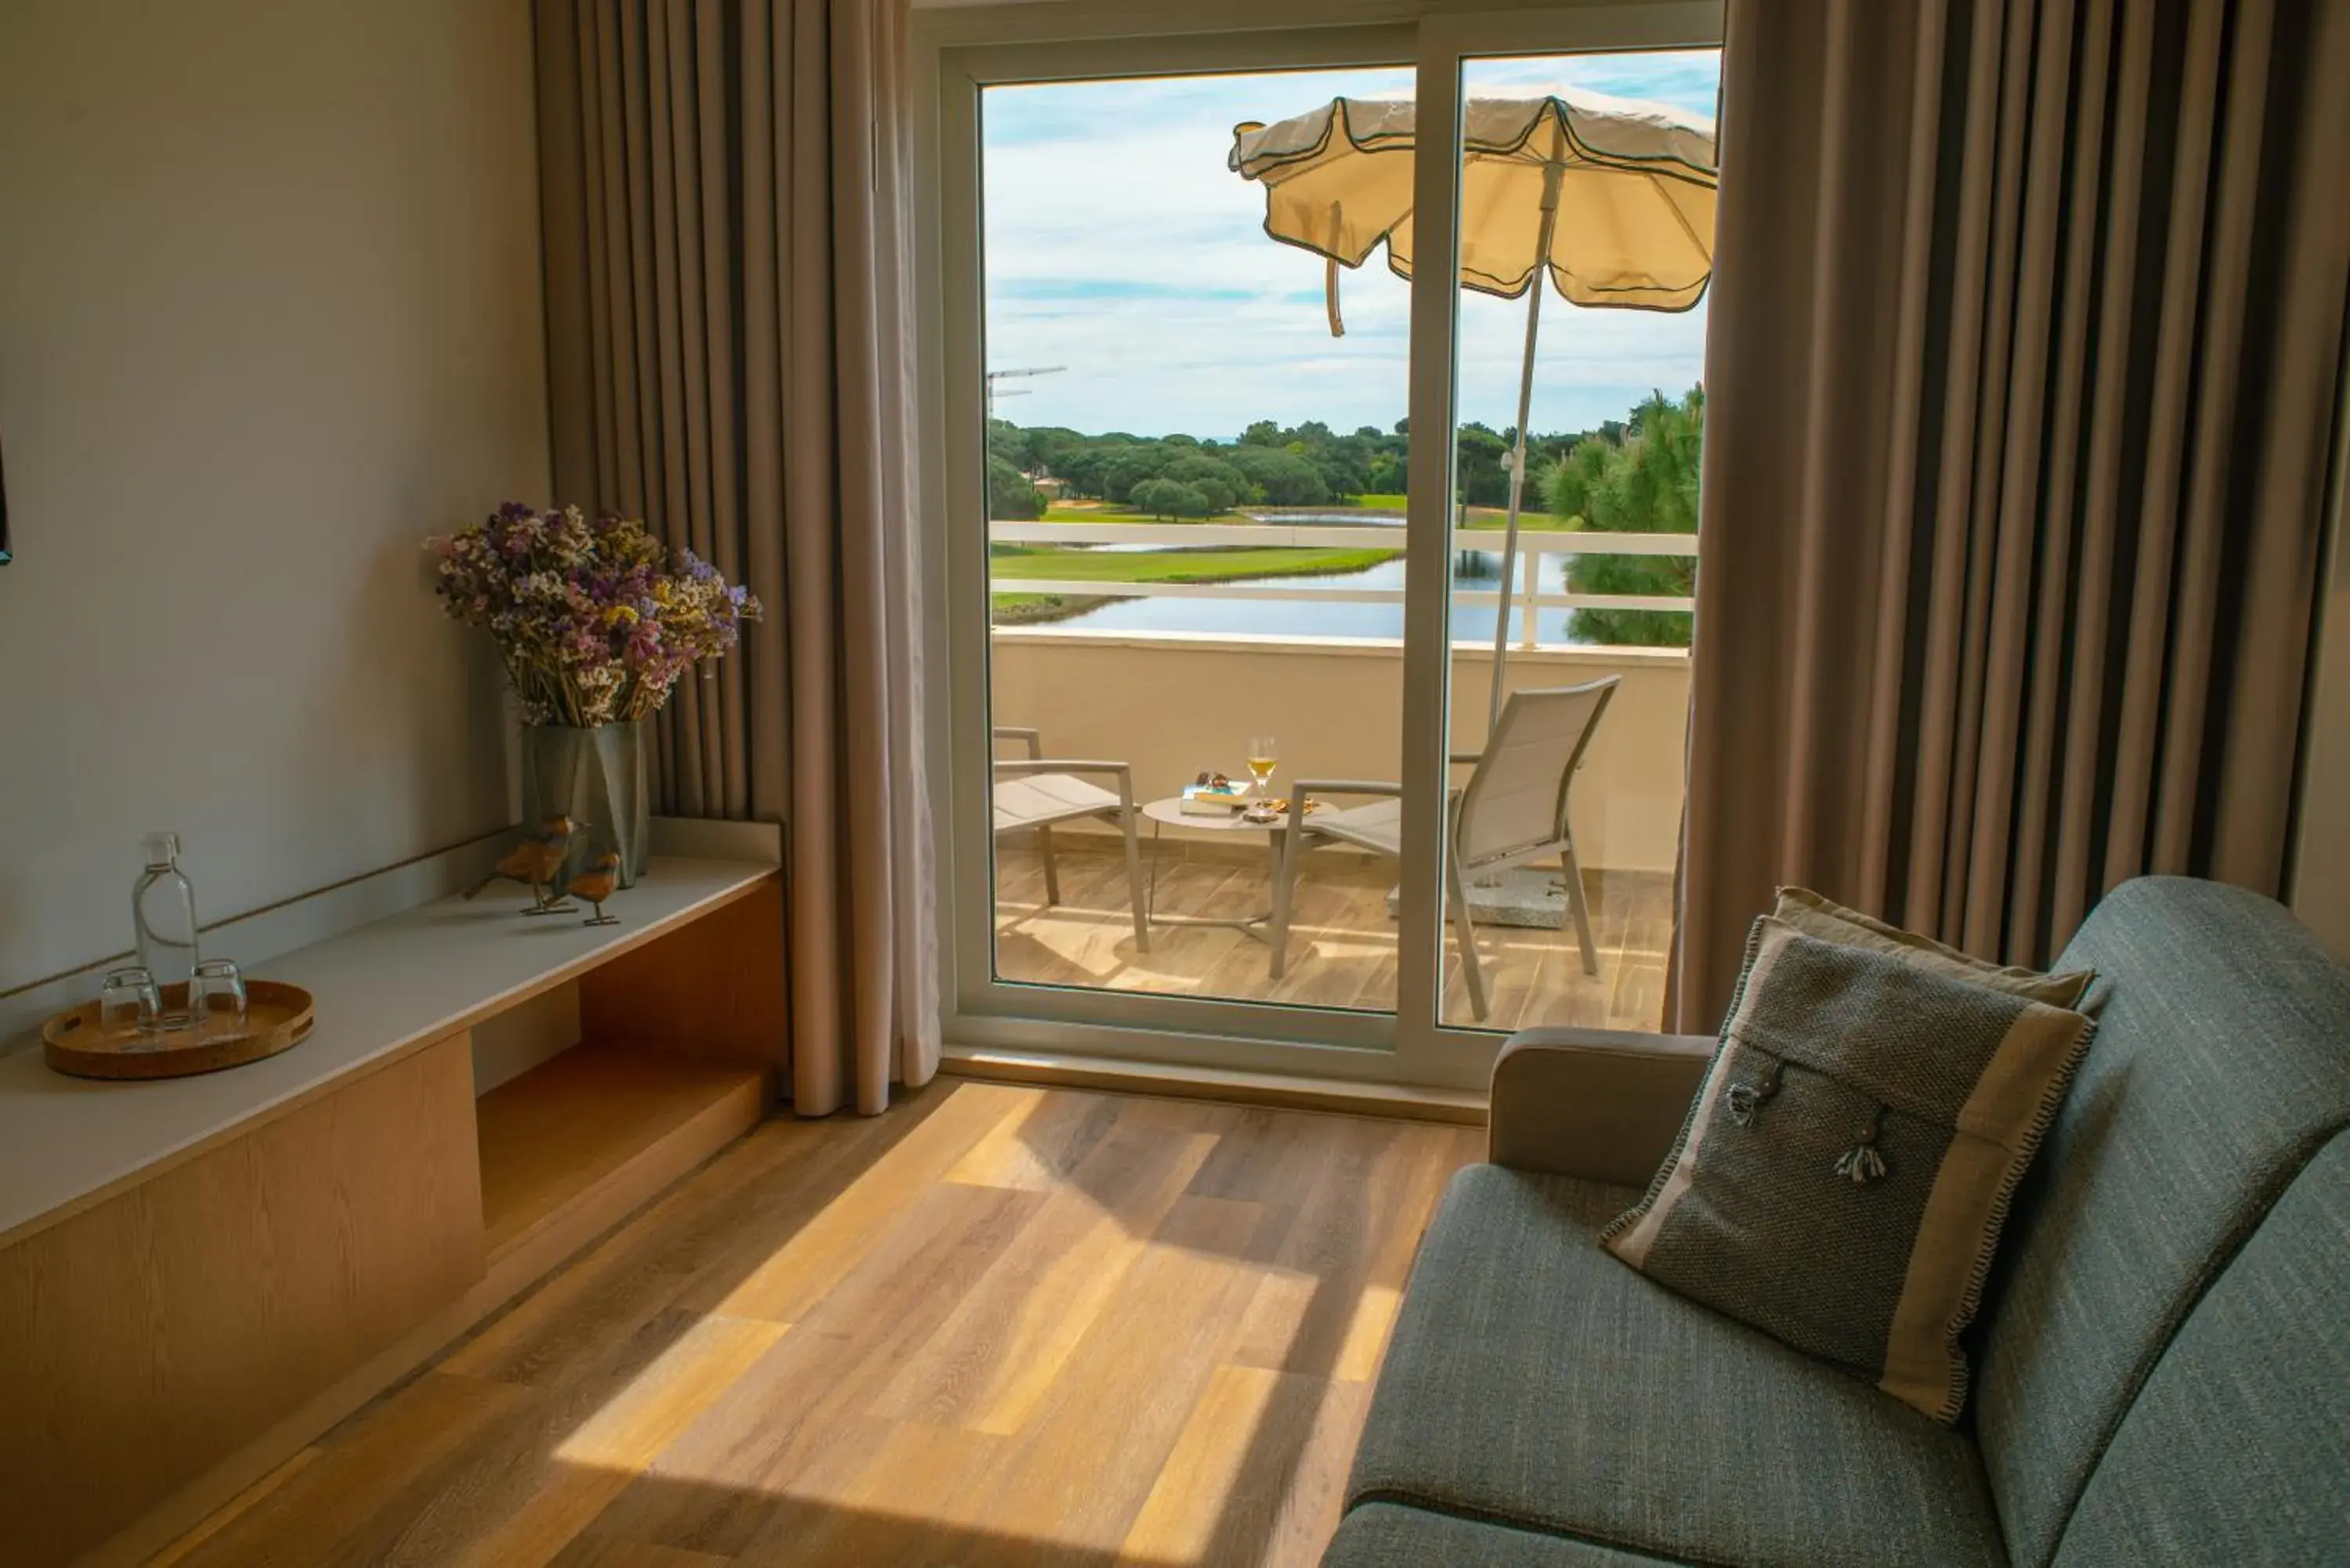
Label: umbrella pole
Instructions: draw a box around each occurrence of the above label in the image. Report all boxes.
[1488,161,1566,735]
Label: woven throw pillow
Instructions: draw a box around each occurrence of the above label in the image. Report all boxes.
[1774,886,2095,1008]
[1603,916,2095,1422]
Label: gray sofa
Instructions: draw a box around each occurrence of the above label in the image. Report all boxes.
[1328,876,2350,1566]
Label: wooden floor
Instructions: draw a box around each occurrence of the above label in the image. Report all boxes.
[154,1083,1481,1568]
[996,840,1671,1032]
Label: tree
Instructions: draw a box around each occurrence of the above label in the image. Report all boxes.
[986,453,1045,521]
[1161,453,1249,515]
[1525,451,1561,498]
[1547,386,1702,646]
[1022,425,1085,480]
[1455,424,1511,508]
[1227,446,1329,506]
[1131,477,1215,520]
[1101,446,1173,504]
[983,409,1690,551]
[1057,444,1117,499]
[1129,478,1180,518]
[1549,435,1611,513]
[1308,435,1370,500]
[985,418,1033,471]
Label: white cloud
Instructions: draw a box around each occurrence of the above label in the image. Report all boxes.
[980,52,1719,439]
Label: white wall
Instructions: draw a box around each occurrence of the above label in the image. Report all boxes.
[0,0,549,992]
[989,631,1691,873]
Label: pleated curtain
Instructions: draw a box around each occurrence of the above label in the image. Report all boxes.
[535,0,938,1115]
[1673,0,2350,1030]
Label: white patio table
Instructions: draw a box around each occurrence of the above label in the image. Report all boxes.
[1137,796,1296,943]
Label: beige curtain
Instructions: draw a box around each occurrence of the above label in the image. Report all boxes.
[536,0,939,1115]
[1676,0,2350,1029]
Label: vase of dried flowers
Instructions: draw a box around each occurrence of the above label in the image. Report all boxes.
[429,503,761,886]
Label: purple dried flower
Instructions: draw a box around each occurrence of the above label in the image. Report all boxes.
[428,502,760,722]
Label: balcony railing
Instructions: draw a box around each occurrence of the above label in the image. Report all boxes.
[988,519,1694,649]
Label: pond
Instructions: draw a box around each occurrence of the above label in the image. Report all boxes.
[1016,546,1595,644]
[1243,510,1407,526]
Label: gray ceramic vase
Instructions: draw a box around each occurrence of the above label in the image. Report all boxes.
[519,720,649,887]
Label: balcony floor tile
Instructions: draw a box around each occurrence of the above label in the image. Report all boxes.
[992,844,1669,1033]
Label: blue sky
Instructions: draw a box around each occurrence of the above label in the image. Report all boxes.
[980,50,1721,442]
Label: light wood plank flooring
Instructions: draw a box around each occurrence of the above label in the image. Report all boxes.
[995,840,1671,1033]
[154,1083,1482,1568]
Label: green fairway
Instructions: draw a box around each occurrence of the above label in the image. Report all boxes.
[1462,507,1573,531]
[991,544,1397,586]
[1286,492,1574,529]
[989,540,1401,626]
[1036,494,1577,530]
[1039,503,1249,526]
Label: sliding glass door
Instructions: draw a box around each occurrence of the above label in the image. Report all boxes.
[977,60,1416,1021]
[1429,42,1716,1035]
[922,5,1721,1088]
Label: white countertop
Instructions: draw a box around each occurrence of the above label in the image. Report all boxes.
[0,856,776,1248]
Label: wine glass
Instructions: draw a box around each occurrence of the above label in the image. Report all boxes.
[1246,735,1278,820]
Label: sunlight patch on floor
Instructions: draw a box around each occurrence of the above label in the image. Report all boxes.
[160,1082,1476,1567]
[539,1083,1336,1566]
[555,1314,788,1469]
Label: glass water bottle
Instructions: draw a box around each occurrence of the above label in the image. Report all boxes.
[134,832,201,1030]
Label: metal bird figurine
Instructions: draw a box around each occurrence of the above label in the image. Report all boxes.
[566,849,624,927]
[465,815,582,914]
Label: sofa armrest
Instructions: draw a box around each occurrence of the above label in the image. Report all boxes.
[1488,1027,1716,1186]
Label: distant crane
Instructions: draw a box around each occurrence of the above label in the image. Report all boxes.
[985,365,1065,421]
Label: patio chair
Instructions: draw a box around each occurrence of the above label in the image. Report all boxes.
[992,725,1150,952]
[1267,677,1618,1021]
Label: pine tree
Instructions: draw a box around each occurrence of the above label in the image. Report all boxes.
[1547,387,1701,646]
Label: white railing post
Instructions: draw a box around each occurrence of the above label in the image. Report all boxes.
[1519,547,1539,649]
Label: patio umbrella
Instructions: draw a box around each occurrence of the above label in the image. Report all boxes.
[1231,92,1717,730]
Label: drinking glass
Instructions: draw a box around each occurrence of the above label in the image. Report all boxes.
[189,958,248,1038]
[99,966,161,1039]
[1246,735,1278,819]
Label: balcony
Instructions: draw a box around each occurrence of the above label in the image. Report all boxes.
[987,519,1689,1032]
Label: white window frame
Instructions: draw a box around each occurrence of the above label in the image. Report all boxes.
[911,0,1723,1092]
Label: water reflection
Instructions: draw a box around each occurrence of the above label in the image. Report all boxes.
[1016,547,1589,643]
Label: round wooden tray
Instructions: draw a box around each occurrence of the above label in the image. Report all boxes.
[42,980,316,1081]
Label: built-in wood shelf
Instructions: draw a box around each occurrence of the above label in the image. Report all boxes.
[0,858,780,1249]
[0,849,786,1568]
[478,1041,765,1266]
